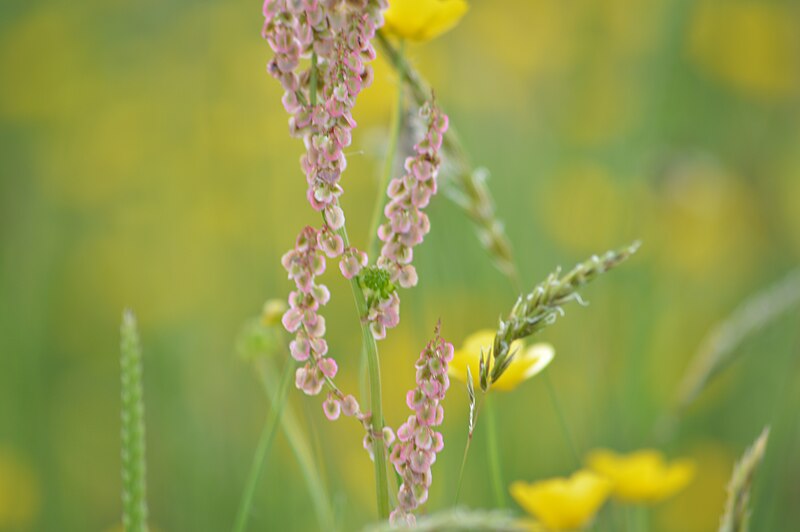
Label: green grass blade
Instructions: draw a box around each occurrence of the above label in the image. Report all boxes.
[676,269,800,411]
[233,358,294,532]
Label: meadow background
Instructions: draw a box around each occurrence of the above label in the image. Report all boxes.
[2,0,800,530]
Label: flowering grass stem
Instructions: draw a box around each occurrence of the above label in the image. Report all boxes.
[233,358,294,532]
[484,396,506,508]
[335,223,390,519]
[543,369,581,468]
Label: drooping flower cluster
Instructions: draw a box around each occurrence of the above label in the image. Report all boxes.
[389,327,454,526]
[262,0,387,235]
[377,101,448,289]
[281,226,337,395]
[265,0,386,416]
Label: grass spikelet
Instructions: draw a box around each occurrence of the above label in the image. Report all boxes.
[675,269,800,410]
[484,241,640,390]
[120,309,148,532]
[719,427,770,532]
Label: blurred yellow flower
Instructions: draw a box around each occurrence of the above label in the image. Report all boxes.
[261,298,287,326]
[448,329,554,392]
[586,449,694,504]
[383,0,468,42]
[688,1,799,100]
[510,471,612,531]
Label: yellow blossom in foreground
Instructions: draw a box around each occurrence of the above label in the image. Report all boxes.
[586,449,695,504]
[448,329,554,391]
[383,0,468,42]
[510,471,612,531]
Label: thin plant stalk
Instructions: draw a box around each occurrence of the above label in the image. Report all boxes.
[361,38,406,409]
[454,392,485,505]
[337,224,390,519]
[310,53,390,518]
[254,357,335,529]
[120,310,148,532]
[233,358,294,532]
[543,369,581,468]
[484,395,506,508]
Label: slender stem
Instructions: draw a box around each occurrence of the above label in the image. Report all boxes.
[543,369,581,468]
[359,38,406,434]
[233,359,294,532]
[367,39,405,260]
[336,224,390,519]
[254,358,335,529]
[314,40,388,512]
[454,393,485,505]
[484,395,506,508]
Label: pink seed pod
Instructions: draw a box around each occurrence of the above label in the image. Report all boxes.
[322,393,341,420]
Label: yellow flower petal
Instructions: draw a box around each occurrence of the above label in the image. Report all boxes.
[510,471,611,530]
[586,449,695,504]
[448,330,553,392]
[384,0,469,42]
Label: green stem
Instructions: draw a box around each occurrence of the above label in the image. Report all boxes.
[543,369,581,468]
[233,359,294,532]
[254,358,335,529]
[359,38,406,434]
[484,396,506,508]
[336,224,390,519]
[454,393,485,505]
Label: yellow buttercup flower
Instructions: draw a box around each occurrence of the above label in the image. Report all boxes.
[448,329,554,392]
[383,0,469,42]
[510,471,612,531]
[586,449,695,504]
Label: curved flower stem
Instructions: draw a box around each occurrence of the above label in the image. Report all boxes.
[543,369,581,468]
[335,224,390,520]
[484,395,506,508]
[233,358,294,532]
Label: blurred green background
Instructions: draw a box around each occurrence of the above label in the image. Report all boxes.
[2,0,800,530]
